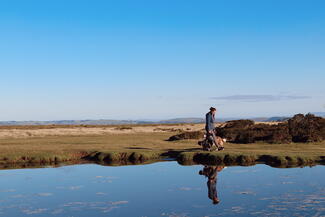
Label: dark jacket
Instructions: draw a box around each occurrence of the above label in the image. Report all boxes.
[208,179,217,200]
[205,112,215,132]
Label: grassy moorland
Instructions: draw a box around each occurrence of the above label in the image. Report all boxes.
[0,124,324,167]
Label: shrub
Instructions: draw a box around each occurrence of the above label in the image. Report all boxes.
[168,131,205,141]
[216,120,291,144]
[288,113,325,142]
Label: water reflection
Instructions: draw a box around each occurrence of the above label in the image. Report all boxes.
[199,166,224,204]
[0,162,324,217]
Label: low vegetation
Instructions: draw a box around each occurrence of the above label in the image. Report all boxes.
[167,131,205,141]
[169,114,325,144]
[0,130,324,168]
[0,115,324,168]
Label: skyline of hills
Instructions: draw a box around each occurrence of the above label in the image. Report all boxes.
[0,112,323,126]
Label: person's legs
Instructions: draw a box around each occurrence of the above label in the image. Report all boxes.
[211,130,225,151]
[211,131,221,148]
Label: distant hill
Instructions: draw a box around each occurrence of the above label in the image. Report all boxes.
[0,120,143,126]
[0,118,204,126]
[256,112,325,122]
[0,113,323,126]
[0,117,284,125]
[265,116,290,122]
[312,112,325,117]
[157,118,205,124]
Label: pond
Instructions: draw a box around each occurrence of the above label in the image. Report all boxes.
[0,162,324,217]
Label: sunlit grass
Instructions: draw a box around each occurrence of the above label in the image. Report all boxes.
[0,131,324,164]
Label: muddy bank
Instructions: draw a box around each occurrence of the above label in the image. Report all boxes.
[83,150,325,168]
[176,152,325,168]
[0,160,90,170]
[0,150,324,169]
[84,151,162,163]
[0,152,90,165]
[0,151,164,170]
[0,159,164,170]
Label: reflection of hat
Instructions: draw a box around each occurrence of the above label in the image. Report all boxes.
[216,166,224,172]
[213,198,220,204]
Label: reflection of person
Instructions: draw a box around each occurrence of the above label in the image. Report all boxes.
[205,107,224,151]
[199,166,224,204]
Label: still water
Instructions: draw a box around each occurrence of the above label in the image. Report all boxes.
[0,162,324,217]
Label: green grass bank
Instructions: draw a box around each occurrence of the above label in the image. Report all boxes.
[0,129,324,168]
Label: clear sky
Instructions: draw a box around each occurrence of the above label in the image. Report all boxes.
[0,0,324,121]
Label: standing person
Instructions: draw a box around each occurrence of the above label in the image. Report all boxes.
[205,107,224,151]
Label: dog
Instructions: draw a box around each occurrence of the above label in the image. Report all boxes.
[198,134,226,151]
[215,136,227,148]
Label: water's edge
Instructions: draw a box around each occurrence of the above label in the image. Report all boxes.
[0,150,324,170]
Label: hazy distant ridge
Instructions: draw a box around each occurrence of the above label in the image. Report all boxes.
[0,112,323,126]
[0,118,203,126]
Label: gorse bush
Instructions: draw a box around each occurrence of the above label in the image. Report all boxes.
[217,114,324,144]
[288,113,325,142]
[168,114,325,144]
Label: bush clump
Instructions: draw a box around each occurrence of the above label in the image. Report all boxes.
[216,121,291,144]
[168,131,205,141]
[216,114,324,144]
[167,113,324,144]
[288,113,325,142]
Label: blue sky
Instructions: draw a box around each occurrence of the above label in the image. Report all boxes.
[0,0,324,121]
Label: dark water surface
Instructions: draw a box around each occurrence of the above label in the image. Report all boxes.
[0,162,324,217]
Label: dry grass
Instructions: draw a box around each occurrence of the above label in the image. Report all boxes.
[0,123,205,138]
[0,124,324,165]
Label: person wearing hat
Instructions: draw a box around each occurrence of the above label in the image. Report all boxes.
[205,107,224,151]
